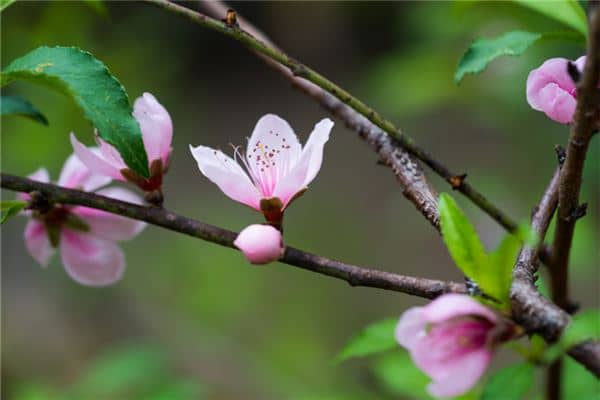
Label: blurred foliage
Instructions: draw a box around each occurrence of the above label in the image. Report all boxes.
[2,1,598,399]
[336,317,397,362]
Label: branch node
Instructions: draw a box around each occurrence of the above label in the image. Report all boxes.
[221,9,238,28]
[554,144,566,166]
[568,203,588,221]
[449,174,467,190]
[27,190,51,214]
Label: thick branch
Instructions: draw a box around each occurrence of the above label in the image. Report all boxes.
[1,173,464,299]
[510,169,600,377]
[550,2,600,311]
[147,0,518,234]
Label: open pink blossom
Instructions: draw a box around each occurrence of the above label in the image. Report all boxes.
[190,114,333,225]
[20,154,146,286]
[395,294,513,398]
[70,92,173,191]
[234,224,284,264]
[526,56,587,124]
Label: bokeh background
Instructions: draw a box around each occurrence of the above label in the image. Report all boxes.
[1,1,598,399]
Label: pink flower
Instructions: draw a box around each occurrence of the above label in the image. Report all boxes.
[70,92,173,191]
[190,114,333,225]
[20,154,146,286]
[526,56,586,124]
[395,294,513,398]
[234,224,284,264]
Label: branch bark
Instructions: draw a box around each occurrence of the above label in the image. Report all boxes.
[550,1,600,312]
[147,0,519,235]
[1,173,464,299]
[510,168,600,379]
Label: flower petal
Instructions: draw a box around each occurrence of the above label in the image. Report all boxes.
[526,58,575,111]
[234,224,284,264]
[273,118,333,206]
[395,307,427,351]
[18,167,50,202]
[74,187,146,241]
[70,133,125,180]
[60,229,125,286]
[24,220,54,267]
[537,83,578,124]
[422,294,498,325]
[426,348,492,398]
[189,144,261,210]
[58,153,112,191]
[133,92,173,165]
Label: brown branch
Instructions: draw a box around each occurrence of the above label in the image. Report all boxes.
[550,1,600,312]
[199,1,441,229]
[0,172,464,299]
[510,168,600,379]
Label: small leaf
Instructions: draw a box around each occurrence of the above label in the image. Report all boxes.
[336,318,398,362]
[455,31,542,84]
[371,351,432,399]
[1,95,48,125]
[481,362,534,400]
[438,193,487,282]
[545,309,600,362]
[0,200,26,224]
[484,232,522,304]
[2,46,149,177]
[512,0,588,37]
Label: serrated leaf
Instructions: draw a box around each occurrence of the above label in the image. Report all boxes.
[438,193,487,282]
[0,0,17,12]
[336,318,397,362]
[1,46,149,177]
[1,95,48,125]
[455,31,542,84]
[481,362,534,400]
[512,0,588,37]
[1,200,26,224]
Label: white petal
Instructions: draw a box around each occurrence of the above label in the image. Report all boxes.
[133,92,173,165]
[58,153,112,191]
[24,220,55,267]
[70,133,125,181]
[273,118,333,206]
[189,145,261,210]
[60,230,125,286]
[74,187,146,241]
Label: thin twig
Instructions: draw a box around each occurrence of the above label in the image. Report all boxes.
[510,168,600,379]
[146,0,518,234]
[0,173,465,298]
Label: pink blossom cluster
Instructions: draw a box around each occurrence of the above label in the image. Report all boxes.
[21,93,172,286]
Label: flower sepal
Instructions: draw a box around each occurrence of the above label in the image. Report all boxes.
[120,159,164,205]
[260,197,284,228]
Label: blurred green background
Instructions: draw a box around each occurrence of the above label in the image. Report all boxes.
[1,1,598,399]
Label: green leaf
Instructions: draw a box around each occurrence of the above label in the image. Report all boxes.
[564,357,600,399]
[1,200,26,224]
[1,46,149,177]
[372,351,432,399]
[0,0,16,12]
[438,193,487,281]
[1,95,48,125]
[83,0,108,17]
[512,0,588,37]
[484,232,522,304]
[455,31,542,84]
[336,318,397,362]
[545,309,600,361]
[481,362,534,400]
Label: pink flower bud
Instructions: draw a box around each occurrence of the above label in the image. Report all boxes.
[234,224,284,264]
[395,294,512,398]
[526,56,586,124]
